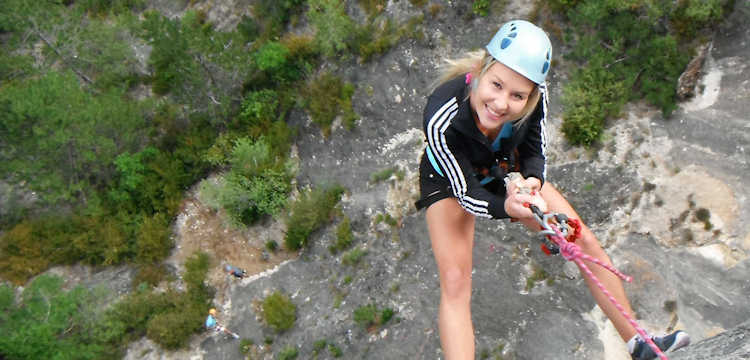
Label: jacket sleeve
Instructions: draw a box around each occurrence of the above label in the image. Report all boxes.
[423,96,510,219]
[517,85,549,184]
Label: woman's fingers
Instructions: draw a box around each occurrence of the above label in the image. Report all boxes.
[505,193,535,218]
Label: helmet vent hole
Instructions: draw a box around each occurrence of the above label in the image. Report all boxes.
[508,32,517,38]
[500,38,512,49]
[542,62,549,74]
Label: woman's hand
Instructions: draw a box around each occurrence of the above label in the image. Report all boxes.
[504,175,547,218]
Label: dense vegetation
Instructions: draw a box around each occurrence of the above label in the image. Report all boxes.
[0,0,735,358]
[536,0,735,146]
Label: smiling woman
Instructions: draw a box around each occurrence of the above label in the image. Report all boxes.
[415,19,690,360]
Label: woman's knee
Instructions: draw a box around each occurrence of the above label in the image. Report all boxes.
[440,265,472,301]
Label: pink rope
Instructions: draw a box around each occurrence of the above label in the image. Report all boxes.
[550,226,668,360]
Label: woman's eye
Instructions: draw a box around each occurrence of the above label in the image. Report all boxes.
[493,82,502,89]
[514,94,525,100]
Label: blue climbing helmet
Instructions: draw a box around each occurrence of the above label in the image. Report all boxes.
[486,20,552,84]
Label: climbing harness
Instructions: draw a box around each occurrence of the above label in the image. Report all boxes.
[504,173,669,360]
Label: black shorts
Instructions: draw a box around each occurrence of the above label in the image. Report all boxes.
[415,153,454,210]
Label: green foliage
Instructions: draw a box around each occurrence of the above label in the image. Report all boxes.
[554,0,706,146]
[199,137,293,226]
[237,15,260,42]
[0,275,110,359]
[135,213,173,264]
[353,303,395,330]
[472,0,491,16]
[266,240,280,252]
[357,0,387,18]
[77,0,147,15]
[262,291,296,333]
[329,217,354,254]
[277,345,299,360]
[183,251,211,294]
[307,0,356,58]
[672,0,727,38]
[142,11,194,95]
[284,184,346,250]
[353,17,401,63]
[560,63,628,146]
[0,70,147,204]
[342,247,367,266]
[304,72,358,136]
[254,0,306,38]
[370,167,404,183]
[254,41,304,83]
[99,250,211,351]
[239,89,280,136]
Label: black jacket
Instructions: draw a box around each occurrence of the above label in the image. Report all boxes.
[422,75,549,219]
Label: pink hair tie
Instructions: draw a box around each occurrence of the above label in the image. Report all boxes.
[465,72,472,85]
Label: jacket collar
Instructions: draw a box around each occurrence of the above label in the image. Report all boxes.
[453,90,493,147]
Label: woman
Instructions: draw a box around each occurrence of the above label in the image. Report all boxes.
[416,20,689,360]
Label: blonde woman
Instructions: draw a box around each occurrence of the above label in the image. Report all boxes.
[416,20,689,360]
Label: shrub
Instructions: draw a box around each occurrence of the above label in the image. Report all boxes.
[353,303,395,330]
[472,0,491,17]
[183,251,211,294]
[307,0,356,58]
[277,345,299,360]
[304,73,358,136]
[330,217,353,254]
[551,0,732,146]
[146,310,200,350]
[266,239,279,252]
[134,212,173,264]
[261,291,296,332]
[284,184,345,250]
[238,89,280,137]
[342,247,367,266]
[254,41,301,83]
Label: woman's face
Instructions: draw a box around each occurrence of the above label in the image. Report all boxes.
[469,61,535,136]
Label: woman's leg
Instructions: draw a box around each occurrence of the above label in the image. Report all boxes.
[519,182,638,342]
[427,198,477,360]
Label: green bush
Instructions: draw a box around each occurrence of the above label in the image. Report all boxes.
[183,251,211,293]
[146,310,201,350]
[134,213,173,264]
[357,0,387,17]
[142,11,192,95]
[353,303,395,330]
[199,137,293,226]
[550,0,730,146]
[0,275,110,359]
[352,18,401,63]
[307,0,356,58]
[254,41,303,83]
[277,345,299,360]
[342,247,367,266]
[472,0,491,16]
[262,291,296,332]
[284,184,346,250]
[254,0,306,38]
[330,217,354,254]
[304,73,358,136]
[238,89,280,138]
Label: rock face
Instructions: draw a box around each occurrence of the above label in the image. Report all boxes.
[671,320,750,360]
[126,1,750,359]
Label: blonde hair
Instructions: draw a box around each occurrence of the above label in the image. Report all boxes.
[431,50,541,127]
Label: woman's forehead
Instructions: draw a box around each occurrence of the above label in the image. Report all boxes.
[484,62,535,92]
